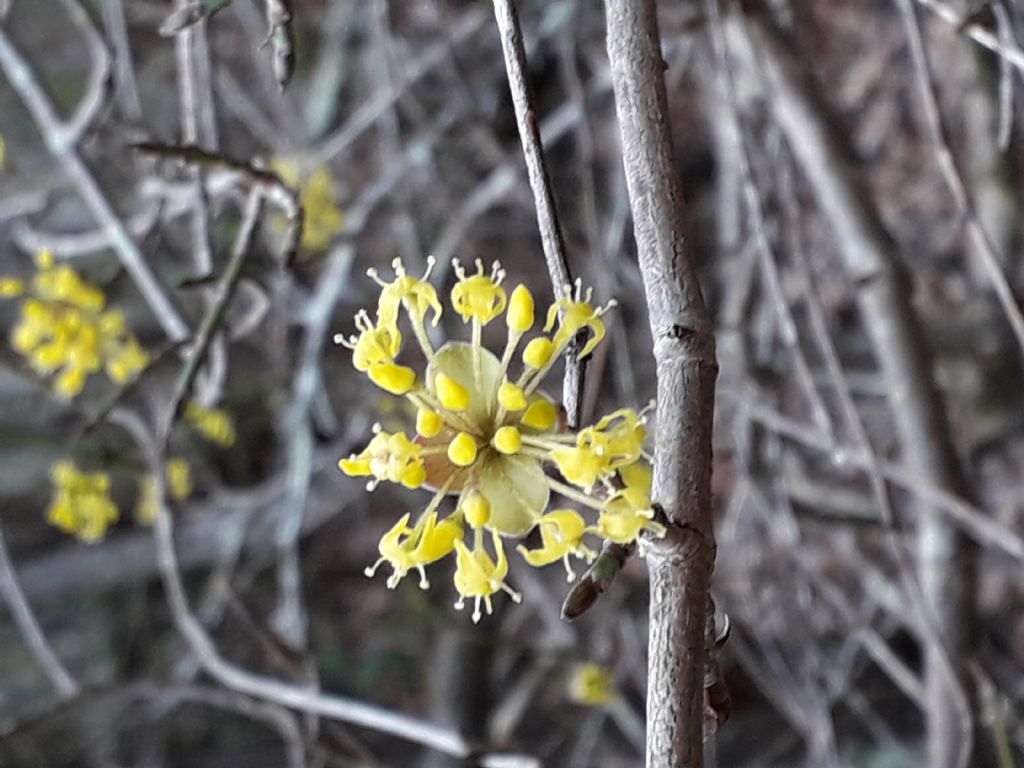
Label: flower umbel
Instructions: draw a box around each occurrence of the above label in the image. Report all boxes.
[338,258,660,621]
[568,662,617,706]
[47,460,119,543]
[1,251,149,399]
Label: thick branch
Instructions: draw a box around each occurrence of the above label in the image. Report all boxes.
[602,1,718,765]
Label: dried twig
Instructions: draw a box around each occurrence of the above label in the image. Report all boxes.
[0,525,78,699]
[0,18,190,341]
[896,0,1024,363]
[736,10,978,765]
[914,0,1024,74]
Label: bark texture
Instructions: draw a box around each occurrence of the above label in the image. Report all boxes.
[603,1,718,766]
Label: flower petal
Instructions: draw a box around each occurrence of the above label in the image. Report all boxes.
[476,453,549,537]
[426,341,503,432]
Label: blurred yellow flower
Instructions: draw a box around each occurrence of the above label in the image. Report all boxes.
[184,401,236,447]
[46,460,119,543]
[568,662,617,706]
[272,160,344,252]
[136,457,193,524]
[0,251,148,399]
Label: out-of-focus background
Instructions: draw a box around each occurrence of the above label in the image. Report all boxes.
[1,0,1023,766]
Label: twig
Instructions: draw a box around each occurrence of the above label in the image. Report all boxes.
[492,0,584,428]
[312,8,488,163]
[107,409,540,768]
[736,9,978,766]
[172,0,226,406]
[0,17,190,342]
[897,0,1024,363]
[261,0,295,89]
[0,525,79,699]
[914,0,1024,74]
[161,187,264,442]
[602,0,719,764]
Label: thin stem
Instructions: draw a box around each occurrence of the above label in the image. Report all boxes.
[0,525,79,699]
[491,0,585,428]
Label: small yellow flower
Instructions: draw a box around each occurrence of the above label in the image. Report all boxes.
[339,425,426,489]
[46,460,119,543]
[272,160,344,252]
[517,509,596,580]
[451,259,507,325]
[545,280,616,359]
[1,253,149,398]
[568,662,617,706]
[184,402,236,447]
[453,527,520,622]
[135,458,193,525]
[166,458,192,500]
[338,257,655,621]
[368,257,442,333]
[593,462,665,543]
[365,511,463,589]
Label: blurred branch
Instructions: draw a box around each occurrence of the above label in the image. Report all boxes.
[0,14,190,341]
[897,0,1024,361]
[162,187,264,441]
[312,8,487,163]
[603,0,719,764]
[737,8,980,765]
[915,0,1024,73]
[0,525,78,699]
[108,409,539,767]
[492,0,584,427]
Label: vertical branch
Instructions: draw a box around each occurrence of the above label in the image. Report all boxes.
[491,0,585,428]
[602,1,718,765]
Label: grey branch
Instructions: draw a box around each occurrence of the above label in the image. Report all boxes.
[603,0,719,765]
[0,524,79,699]
[491,0,584,428]
[0,16,190,342]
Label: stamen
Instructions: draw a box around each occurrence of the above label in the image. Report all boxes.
[422,255,436,280]
[472,596,483,623]
[364,557,385,578]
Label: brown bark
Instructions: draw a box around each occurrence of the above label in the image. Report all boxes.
[603,1,718,765]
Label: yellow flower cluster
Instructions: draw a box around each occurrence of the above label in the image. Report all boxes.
[568,662,617,706]
[46,461,119,543]
[272,161,344,252]
[0,251,148,399]
[337,257,663,622]
[136,457,193,524]
[184,401,236,447]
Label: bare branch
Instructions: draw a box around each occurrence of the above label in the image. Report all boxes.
[491,0,585,426]
[0,525,79,699]
[602,0,718,764]
[0,17,190,342]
